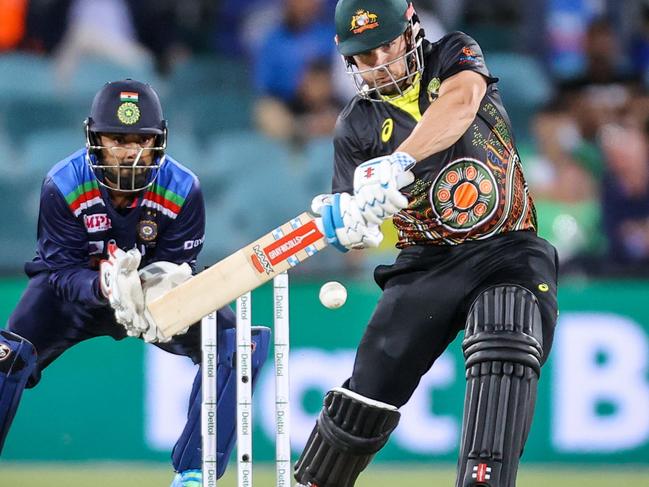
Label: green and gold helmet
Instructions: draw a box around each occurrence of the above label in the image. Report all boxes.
[334,0,425,100]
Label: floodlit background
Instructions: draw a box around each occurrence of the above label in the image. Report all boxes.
[1,0,649,486]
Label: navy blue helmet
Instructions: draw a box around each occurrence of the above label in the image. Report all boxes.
[85,79,167,192]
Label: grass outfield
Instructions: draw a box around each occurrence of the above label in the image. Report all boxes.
[2,463,648,487]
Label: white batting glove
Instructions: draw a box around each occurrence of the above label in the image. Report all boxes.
[99,244,147,337]
[312,193,383,251]
[140,261,193,342]
[353,152,416,225]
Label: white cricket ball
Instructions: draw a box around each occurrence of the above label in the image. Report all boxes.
[319,281,347,309]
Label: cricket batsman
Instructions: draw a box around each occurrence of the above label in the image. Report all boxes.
[0,79,270,486]
[294,1,559,486]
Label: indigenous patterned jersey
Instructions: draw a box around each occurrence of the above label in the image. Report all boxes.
[25,149,205,306]
[332,31,537,247]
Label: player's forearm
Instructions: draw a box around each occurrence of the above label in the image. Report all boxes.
[49,268,105,306]
[397,92,479,162]
[397,71,486,162]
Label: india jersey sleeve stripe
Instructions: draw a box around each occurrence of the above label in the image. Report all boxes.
[148,184,185,206]
[49,150,106,217]
[64,180,100,205]
[142,188,183,216]
[67,186,102,216]
[140,156,197,218]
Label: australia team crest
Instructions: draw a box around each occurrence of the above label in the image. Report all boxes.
[350,9,379,34]
[430,158,498,232]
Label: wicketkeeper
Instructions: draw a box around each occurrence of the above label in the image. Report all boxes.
[0,79,270,487]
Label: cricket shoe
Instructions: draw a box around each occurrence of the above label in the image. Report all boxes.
[170,469,201,487]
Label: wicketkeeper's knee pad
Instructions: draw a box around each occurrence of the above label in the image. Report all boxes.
[457,285,543,487]
[294,387,401,487]
[172,326,271,478]
[0,329,37,454]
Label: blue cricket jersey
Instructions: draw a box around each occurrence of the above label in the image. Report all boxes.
[25,149,206,307]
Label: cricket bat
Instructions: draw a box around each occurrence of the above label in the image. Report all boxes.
[147,212,327,338]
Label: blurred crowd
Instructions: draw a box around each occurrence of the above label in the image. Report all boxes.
[3,0,649,277]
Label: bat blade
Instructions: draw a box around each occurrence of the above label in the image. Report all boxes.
[147,212,327,338]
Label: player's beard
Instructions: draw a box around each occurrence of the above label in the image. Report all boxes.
[103,164,150,192]
[370,71,411,97]
[363,53,417,97]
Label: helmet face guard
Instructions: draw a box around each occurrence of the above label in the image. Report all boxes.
[343,21,424,101]
[85,122,167,192]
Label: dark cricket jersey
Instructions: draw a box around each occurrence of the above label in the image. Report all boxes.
[332,31,537,247]
[25,149,205,306]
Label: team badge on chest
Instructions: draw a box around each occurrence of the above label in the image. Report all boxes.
[137,219,158,242]
[430,158,498,232]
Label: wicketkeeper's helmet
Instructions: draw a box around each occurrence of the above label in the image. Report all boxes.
[85,79,167,192]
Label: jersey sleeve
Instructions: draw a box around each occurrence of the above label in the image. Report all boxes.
[33,177,105,306]
[151,178,205,272]
[437,31,497,83]
[332,113,367,194]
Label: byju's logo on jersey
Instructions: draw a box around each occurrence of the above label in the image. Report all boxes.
[84,213,112,233]
[183,235,205,250]
[430,158,498,232]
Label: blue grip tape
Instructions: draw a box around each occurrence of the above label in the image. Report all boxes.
[321,200,349,253]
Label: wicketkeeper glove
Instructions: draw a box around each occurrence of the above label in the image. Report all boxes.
[99,244,148,337]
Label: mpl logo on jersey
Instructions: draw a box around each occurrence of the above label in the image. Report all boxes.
[84,213,112,233]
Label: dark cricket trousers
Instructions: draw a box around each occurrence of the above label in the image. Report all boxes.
[349,230,559,408]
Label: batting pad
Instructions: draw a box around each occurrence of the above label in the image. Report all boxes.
[0,329,37,454]
[457,285,543,487]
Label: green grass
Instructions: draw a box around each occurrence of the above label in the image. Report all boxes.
[1,463,648,487]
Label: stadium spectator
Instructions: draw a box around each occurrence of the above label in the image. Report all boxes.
[629,0,649,87]
[255,58,342,143]
[529,104,597,204]
[53,0,153,91]
[600,122,649,272]
[0,0,28,51]
[560,17,638,92]
[253,0,334,103]
[536,18,642,201]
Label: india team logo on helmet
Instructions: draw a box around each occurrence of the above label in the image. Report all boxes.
[350,9,379,34]
[117,102,141,125]
[117,91,142,125]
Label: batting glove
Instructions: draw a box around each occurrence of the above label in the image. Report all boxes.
[353,151,416,225]
[312,193,383,251]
